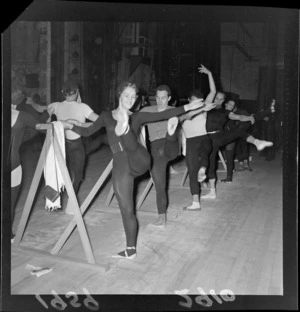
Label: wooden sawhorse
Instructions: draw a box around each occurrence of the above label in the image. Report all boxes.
[13,123,112,270]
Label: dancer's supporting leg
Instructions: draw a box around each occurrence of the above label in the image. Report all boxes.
[184,133,212,209]
[235,138,252,171]
[151,117,180,226]
[63,137,86,214]
[112,114,151,259]
[112,165,137,259]
[65,137,86,194]
[221,141,236,183]
[184,137,202,210]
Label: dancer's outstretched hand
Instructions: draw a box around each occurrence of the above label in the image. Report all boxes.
[249,115,255,125]
[198,64,211,75]
[203,102,217,111]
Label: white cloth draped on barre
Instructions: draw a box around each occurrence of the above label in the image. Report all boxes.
[44,121,66,211]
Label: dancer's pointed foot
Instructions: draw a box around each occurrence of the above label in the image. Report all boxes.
[198,167,207,182]
[115,110,129,136]
[167,117,179,136]
[255,139,273,151]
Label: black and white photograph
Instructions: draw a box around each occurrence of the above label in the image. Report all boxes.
[1,2,298,311]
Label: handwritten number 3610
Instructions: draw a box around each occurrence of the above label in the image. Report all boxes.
[178,288,235,308]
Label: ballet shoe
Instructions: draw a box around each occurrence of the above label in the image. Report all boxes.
[220,176,232,183]
[150,214,166,227]
[167,117,179,136]
[201,189,216,199]
[183,202,201,211]
[255,140,273,151]
[112,247,136,259]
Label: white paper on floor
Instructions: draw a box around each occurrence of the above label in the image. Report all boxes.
[26,264,53,277]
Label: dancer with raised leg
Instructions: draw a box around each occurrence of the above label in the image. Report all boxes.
[179,65,217,211]
[202,92,274,200]
[62,82,202,259]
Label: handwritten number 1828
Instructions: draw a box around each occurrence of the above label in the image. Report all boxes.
[35,288,99,311]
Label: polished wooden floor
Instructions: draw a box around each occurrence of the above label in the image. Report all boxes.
[11,137,283,295]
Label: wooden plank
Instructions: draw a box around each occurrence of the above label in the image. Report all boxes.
[136,177,154,210]
[218,150,227,171]
[51,159,113,255]
[12,245,110,273]
[36,123,53,130]
[180,167,189,187]
[105,184,115,206]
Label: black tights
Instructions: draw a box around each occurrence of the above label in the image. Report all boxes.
[185,135,212,195]
[224,141,236,178]
[208,124,251,180]
[65,138,85,194]
[150,132,179,214]
[112,128,151,247]
[236,138,249,162]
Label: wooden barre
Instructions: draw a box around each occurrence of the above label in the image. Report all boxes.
[36,123,53,130]
[36,122,93,131]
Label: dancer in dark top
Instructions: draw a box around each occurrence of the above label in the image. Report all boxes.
[11,101,49,242]
[62,82,202,259]
[220,96,253,183]
[202,91,273,200]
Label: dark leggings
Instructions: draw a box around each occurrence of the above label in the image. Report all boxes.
[112,128,151,247]
[150,132,179,214]
[65,138,86,194]
[235,138,249,162]
[208,124,251,180]
[224,141,236,178]
[185,135,212,195]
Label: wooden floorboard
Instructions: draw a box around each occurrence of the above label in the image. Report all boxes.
[10,141,283,295]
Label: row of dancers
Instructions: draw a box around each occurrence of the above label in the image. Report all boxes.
[10,65,273,259]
